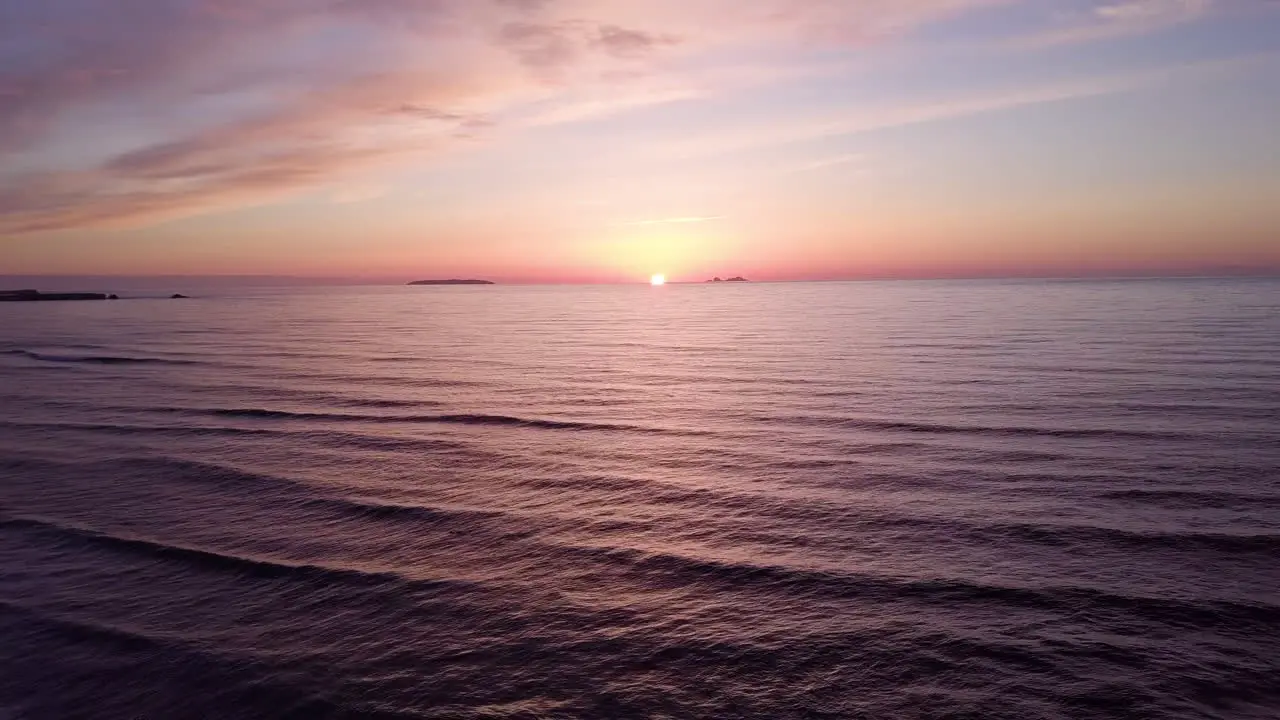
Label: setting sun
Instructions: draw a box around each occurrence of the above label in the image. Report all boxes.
[650,274,666,286]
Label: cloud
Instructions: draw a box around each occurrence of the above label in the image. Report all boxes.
[1006,0,1214,49]
[653,52,1277,159]
[522,85,700,125]
[495,0,554,11]
[0,64,499,232]
[593,25,681,58]
[0,0,679,234]
[0,144,417,234]
[499,21,582,71]
[496,19,681,78]
[790,153,867,173]
[0,0,1022,236]
[1096,0,1209,23]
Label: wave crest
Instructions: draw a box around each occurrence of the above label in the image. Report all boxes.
[204,408,697,434]
[3,349,196,366]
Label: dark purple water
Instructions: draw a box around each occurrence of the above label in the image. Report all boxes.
[2,279,1278,719]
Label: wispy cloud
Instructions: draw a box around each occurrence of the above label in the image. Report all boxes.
[653,52,1277,160]
[0,0,1022,236]
[1,0,1243,236]
[790,153,867,173]
[0,64,502,232]
[0,0,690,234]
[521,85,701,126]
[1006,0,1214,49]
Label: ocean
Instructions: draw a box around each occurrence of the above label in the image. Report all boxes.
[1,279,1277,719]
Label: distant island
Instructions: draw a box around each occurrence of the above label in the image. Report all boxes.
[706,276,749,282]
[407,279,495,285]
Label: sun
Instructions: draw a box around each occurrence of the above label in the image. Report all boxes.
[650,273,666,286]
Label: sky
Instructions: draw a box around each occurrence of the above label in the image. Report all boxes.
[1,0,1278,283]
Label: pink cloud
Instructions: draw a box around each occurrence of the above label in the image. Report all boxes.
[0,0,1010,235]
[646,52,1277,159]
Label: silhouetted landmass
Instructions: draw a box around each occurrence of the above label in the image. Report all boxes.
[171,293,189,299]
[706,276,748,283]
[0,289,107,302]
[407,279,495,286]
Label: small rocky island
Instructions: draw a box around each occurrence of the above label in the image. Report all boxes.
[706,276,749,282]
[407,279,495,285]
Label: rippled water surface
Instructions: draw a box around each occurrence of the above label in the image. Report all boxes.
[2,279,1278,719]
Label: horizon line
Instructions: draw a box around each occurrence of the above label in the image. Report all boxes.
[3,269,1279,286]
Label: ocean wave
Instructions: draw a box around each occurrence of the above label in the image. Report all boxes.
[0,599,175,656]
[0,454,526,535]
[322,397,445,410]
[0,514,460,593]
[300,495,515,529]
[28,451,1261,562]
[499,472,1280,557]
[0,420,282,438]
[0,419,475,456]
[202,408,703,435]
[2,349,197,366]
[974,521,1280,555]
[0,455,318,499]
[767,414,1194,441]
[244,368,489,388]
[551,543,1280,632]
[185,387,447,410]
[0,601,436,719]
[1099,488,1280,510]
[12,503,1273,640]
